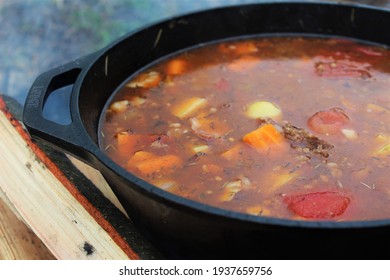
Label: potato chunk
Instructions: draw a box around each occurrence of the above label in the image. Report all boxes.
[126,71,162,88]
[246,101,281,119]
[171,97,207,119]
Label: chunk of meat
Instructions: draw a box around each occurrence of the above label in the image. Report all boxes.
[284,191,350,219]
[190,116,230,140]
[307,107,350,135]
[283,123,334,157]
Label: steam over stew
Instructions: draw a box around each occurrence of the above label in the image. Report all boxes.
[100,36,390,221]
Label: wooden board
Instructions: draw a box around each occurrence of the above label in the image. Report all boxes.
[0,97,145,259]
[0,196,56,260]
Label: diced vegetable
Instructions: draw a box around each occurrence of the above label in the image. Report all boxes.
[246,205,271,216]
[246,101,281,119]
[152,179,179,191]
[341,128,358,140]
[110,100,129,113]
[166,58,187,75]
[219,179,243,202]
[242,123,285,151]
[284,191,350,219]
[171,97,207,119]
[374,133,390,155]
[375,133,390,143]
[127,151,182,176]
[192,145,209,153]
[126,71,162,88]
[109,97,147,114]
[259,167,301,195]
[307,107,350,134]
[366,103,389,114]
[128,96,147,107]
[219,177,251,202]
[269,172,299,193]
[127,151,155,164]
[117,132,140,158]
[137,155,182,175]
[375,143,390,156]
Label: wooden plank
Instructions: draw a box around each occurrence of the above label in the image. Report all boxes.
[0,196,56,260]
[66,156,128,218]
[0,98,138,260]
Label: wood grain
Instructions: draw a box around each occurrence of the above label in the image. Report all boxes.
[0,98,137,259]
[66,156,128,218]
[0,197,56,260]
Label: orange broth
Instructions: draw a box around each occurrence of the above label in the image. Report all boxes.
[99,36,390,221]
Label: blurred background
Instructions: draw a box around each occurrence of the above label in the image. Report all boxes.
[0,0,389,121]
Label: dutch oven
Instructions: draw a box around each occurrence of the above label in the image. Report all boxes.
[23,1,390,259]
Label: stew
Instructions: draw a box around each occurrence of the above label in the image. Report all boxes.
[99,36,389,221]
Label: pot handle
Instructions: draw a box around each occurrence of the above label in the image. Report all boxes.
[23,54,98,162]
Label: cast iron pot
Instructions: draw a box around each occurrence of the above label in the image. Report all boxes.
[23,1,390,259]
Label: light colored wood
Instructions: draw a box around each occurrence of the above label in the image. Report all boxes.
[0,196,56,260]
[66,156,128,218]
[0,109,131,259]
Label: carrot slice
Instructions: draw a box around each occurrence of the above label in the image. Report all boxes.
[126,151,182,177]
[166,59,187,75]
[117,133,140,158]
[128,151,155,165]
[138,154,182,176]
[242,124,285,151]
[284,191,350,219]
